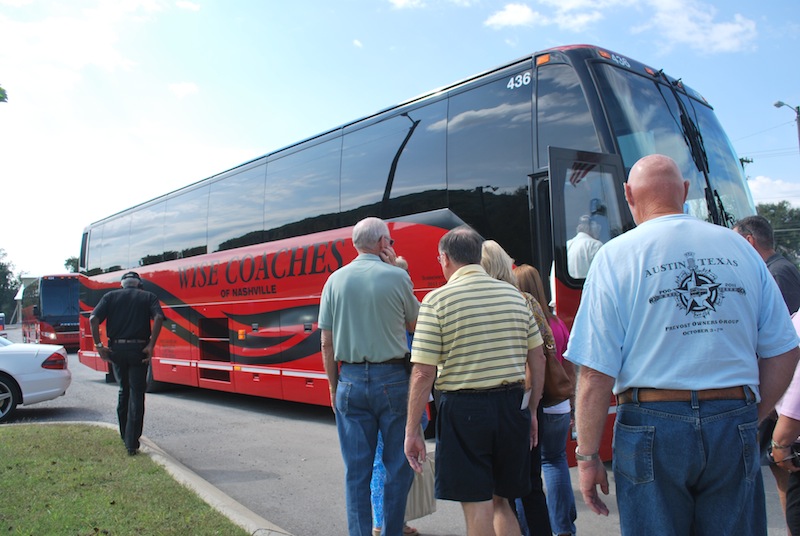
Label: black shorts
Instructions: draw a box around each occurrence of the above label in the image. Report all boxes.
[435,386,532,502]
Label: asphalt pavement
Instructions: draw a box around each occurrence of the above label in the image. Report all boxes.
[2,324,789,535]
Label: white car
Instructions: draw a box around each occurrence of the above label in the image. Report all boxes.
[0,337,71,422]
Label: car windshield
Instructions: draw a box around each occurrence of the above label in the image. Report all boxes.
[592,63,755,225]
[0,338,13,347]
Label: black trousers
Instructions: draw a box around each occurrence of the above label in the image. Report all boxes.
[110,345,148,451]
[787,469,800,535]
[511,403,553,536]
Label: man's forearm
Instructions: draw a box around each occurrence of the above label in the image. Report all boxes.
[150,315,163,344]
[759,347,800,422]
[406,364,436,435]
[574,366,615,455]
[320,330,337,389]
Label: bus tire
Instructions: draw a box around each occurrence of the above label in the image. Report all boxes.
[0,372,21,423]
[145,362,165,393]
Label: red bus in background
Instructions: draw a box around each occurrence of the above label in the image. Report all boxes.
[78,45,756,464]
[22,274,81,351]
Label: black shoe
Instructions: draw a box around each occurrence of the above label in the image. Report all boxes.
[127,449,138,456]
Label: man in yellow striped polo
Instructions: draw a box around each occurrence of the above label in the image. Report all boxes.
[404,225,546,535]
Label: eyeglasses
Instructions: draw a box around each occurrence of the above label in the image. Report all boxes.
[384,236,395,246]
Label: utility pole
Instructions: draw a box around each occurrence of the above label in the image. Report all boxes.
[774,100,800,154]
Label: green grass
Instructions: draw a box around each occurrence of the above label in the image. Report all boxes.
[0,423,251,536]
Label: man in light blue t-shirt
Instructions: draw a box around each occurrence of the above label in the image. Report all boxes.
[566,154,800,536]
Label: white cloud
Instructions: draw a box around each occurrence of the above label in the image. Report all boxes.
[389,0,426,8]
[485,0,757,52]
[175,0,200,11]
[747,176,800,208]
[484,4,539,29]
[353,39,363,48]
[168,81,199,98]
[635,0,757,54]
[388,0,472,6]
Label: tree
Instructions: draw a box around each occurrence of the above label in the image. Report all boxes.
[0,84,6,103]
[0,249,20,320]
[64,256,79,273]
[756,201,800,266]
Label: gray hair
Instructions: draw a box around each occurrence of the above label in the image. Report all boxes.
[352,217,389,252]
[121,277,141,289]
[439,225,483,266]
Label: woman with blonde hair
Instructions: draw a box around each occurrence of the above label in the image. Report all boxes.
[480,240,552,536]
[514,263,577,536]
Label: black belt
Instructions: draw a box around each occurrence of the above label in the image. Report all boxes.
[111,339,148,344]
[346,357,408,365]
[617,386,749,404]
[450,381,525,394]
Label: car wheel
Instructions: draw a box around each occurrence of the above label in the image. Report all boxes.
[0,373,21,423]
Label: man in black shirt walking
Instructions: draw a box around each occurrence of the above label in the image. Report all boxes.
[90,271,164,455]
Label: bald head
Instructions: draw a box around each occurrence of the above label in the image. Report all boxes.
[625,154,689,224]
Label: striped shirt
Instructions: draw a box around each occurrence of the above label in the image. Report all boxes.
[411,264,542,391]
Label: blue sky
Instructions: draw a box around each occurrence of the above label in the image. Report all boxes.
[1,0,798,277]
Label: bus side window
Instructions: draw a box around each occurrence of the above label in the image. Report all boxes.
[130,201,166,267]
[447,65,534,265]
[340,99,447,222]
[98,215,132,273]
[163,186,209,261]
[208,162,267,252]
[265,137,341,242]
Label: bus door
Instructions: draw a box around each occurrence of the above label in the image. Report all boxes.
[547,146,631,465]
[548,147,631,324]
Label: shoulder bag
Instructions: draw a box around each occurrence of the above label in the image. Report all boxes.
[521,292,573,407]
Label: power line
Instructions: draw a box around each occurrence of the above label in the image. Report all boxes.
[734,120,796,142]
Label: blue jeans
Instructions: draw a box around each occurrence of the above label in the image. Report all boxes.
[336,363,413,536]
[540,412,576,535]
[614,391,762,536]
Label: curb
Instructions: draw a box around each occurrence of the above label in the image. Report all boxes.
[29,421,294,536]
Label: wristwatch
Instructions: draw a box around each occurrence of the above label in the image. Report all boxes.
[575,446,599,462]
[95,342,104,349]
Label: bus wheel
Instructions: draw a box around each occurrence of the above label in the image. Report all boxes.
[0,373,21,423]
[146,363,165,393]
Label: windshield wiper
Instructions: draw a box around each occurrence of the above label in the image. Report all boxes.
[655,70,724,225]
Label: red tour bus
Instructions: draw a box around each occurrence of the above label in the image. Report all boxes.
[22,274,82,351]
[78,45,755,464]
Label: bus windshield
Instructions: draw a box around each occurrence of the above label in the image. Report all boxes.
[41,277,80,321]
[592,63,754,224]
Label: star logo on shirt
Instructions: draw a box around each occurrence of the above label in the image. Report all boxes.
[675,270,721,314]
